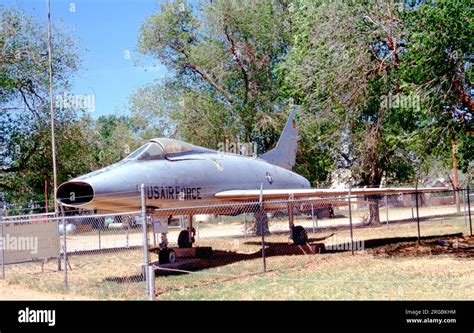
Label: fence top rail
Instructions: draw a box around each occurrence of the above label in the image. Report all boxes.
[1,212,56,221]
[0,210,142,224]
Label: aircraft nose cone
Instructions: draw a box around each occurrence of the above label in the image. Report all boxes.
[57,181,94,206]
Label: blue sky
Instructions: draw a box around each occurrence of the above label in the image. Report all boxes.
[8,0,170,117]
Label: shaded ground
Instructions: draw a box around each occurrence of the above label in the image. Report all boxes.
[375,235,474,259]
[63,204,471,252]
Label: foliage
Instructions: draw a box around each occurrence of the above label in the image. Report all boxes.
[399,0,473,178]
[1,0,473,213]
[136,0,293,146]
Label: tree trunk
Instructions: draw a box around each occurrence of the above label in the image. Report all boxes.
[451,133,461,213]
[361,171,383,225]
[367,194,381,225]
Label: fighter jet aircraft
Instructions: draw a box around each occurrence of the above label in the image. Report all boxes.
[57,107,444,253]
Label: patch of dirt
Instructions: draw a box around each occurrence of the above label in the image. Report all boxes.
[374,235,474,258]
[0,279,91,300]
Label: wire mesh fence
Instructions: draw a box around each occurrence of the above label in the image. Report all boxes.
[0,187,472,299]
[0,207,148,299]
[144,188,472,299]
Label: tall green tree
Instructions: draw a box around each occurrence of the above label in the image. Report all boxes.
[134,0,335,185]
[400,0,473,209]
[281,0,423,224]
[137,0,294,147]
[0,6,80,210]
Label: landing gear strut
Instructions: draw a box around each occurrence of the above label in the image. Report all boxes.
[154,214,211,264]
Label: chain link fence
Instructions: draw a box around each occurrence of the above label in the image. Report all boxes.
[0,187,472,299]
[0,189,149,299]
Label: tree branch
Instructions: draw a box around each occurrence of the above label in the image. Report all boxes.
[164,41,235,104]
[224,25,250,104]
[185,63,235,104]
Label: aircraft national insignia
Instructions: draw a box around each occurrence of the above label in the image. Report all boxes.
[265,172,273,184]
[211,159,224,171]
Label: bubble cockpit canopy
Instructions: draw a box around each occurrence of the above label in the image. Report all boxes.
[126,138,206,161]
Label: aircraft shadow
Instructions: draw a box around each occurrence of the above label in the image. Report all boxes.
[104,232,464,283]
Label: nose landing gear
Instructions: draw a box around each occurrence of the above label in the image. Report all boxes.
[158,248,176,264]
[154,215,200,265]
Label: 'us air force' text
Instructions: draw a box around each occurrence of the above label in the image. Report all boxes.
[141,185,202,200]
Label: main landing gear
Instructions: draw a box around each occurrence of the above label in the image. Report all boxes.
[287,202,308,246]
[177,227,196,248]
[157,215,196,264]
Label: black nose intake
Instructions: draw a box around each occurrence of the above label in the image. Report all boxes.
[57,181,94,205]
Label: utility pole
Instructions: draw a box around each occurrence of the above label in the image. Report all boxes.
[47,0,59,213]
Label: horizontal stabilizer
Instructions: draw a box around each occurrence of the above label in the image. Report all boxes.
[215,187,447,201]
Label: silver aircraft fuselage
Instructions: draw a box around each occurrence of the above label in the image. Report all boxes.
[57,145,310,212]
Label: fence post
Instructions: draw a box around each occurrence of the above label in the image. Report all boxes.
[311,203,317,234]
[348,184,354,256]
[0,217,4,279]
[467,185,472,236]
[148,265,156,300]
[140,184,150,296]
[244,213,247,239]
[259,183,266,272]
[196,220,200,240]
[463,188,468,226]
[98,228,101,250]
[415,182,421,244]
[58,202,68,289]
[385,195,389,227]
[126,224,130,248]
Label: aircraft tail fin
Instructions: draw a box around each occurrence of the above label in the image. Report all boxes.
[259,106,300,170]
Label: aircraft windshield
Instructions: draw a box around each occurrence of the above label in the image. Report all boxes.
[151,138,194,154]
[126,144,148,159]
[126,143,164,160]
[126,138,196,160]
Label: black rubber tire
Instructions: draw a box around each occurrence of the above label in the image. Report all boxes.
[178,230,192,248]
[158,249,169,264]
[167,249,176,264]
[292,225,308,245]
[159,248,177,264]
